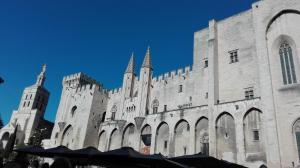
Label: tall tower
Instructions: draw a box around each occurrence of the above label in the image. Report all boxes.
[0,65,51,148]
[137,47,153,116]
[122,53,135,98]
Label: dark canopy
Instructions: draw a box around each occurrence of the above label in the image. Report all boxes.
[170,153,247,168]
[14,146,246,168]
[15,146,44,155]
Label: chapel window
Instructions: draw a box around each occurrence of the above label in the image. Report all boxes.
[279,42,297,85]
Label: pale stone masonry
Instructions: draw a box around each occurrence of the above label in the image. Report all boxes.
[0,65,53,148]
[1,0,300,167]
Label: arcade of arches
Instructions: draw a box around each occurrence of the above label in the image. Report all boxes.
[96,108,272,160]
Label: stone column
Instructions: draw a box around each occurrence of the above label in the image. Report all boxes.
[208,19,219,157]
[235,117,246,164]
[189,122,196,155]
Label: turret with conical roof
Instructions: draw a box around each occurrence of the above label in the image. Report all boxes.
[141,46,152,69]
[122,53,136,98]
[125,53,135,74]
[137,47,153,116]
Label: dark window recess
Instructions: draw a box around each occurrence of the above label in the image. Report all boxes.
[202,143,209,155]
[164,140,168,149]
[164,105,167,112]
[178,85,183,93]
[111,112,116,120]
[253,130,259,141]
[153,107,158,114]
[101,112,106,122]
[204,60,208,68]
[296,132,300,160]
[245,89,254,100]
[229,50,239,63]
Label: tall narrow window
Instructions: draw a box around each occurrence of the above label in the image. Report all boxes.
[164,105,167,112]
[178,85,183,93]
[279,42,297,85]
[71,106,77,117]
[111,112,116,120]
[204,59,208,68]
[152,99,159,114]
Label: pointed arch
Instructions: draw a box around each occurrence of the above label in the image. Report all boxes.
[174,119,190,156]
[243,107,262,120]
[61,125,73,148]
[98,130,107,151]
[293,118,300,161]
[266,10,300,33]
[195,117,209,155]
[243,108,265,160]
[122,123,135,147]
[155,122,170,156]
[216,112,237,162]
[109,128,120,150]
[1,132,10,149]
[71,106,77,117]
[140,124,152,155]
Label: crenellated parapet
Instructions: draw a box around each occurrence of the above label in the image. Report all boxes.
[75,83,108,95]
[152,65,192,84]
[62,72,101,88]
[108,87,123,96]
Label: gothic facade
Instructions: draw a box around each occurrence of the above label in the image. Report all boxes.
[1,0,300,168]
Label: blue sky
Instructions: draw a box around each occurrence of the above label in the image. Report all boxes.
[0,0,257,124]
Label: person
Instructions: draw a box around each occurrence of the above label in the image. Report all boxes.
[50,157,73,168]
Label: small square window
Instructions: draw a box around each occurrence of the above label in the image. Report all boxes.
[245,88,254,100]
[229,50,239,63]
[253,130,259,141]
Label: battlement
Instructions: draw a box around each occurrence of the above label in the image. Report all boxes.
[74,83,109,95]
[152,65,192,83]
[108,87,122,96]
[63,72,101,87]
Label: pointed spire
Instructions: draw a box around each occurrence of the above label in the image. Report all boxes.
[142,46,152,69]
[125,53,135,74]
[36,64,46,86]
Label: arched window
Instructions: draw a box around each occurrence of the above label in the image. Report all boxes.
[101,112,106,122]
[293,119,300,160]
[71,106,77,117]
[111,105,117,120]
[152,99,159,114]
[279,42,297,85]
